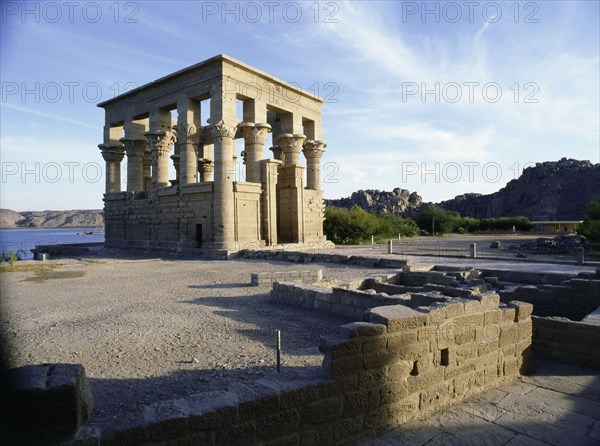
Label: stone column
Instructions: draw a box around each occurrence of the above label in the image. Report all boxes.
[238,122,271,183]
[143,150,152,191]
[211,120,237,250]
[99,144,125,193]
[302,140,326,190]
[198,158,214,182]
[278,133,306,166]
[170,154,180,185]
[145,130,176,188]
[119,138,146,192]
[174,124,199,186]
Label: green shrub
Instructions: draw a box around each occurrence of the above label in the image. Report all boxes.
[324,206,418,244]
[458,217,481,232]
[480,216,531,231]
[414,204,461,235]
[578,197,600,247]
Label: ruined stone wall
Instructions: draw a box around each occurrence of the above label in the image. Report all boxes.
[532,316,600,369]
[498,279,600,321]
[252,270,323,286]
[69,295,531,445]
[240,249,412,269]
[272,282,409,320]
[479,269,572,286]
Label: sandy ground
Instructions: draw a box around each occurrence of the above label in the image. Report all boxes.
[0,258,393,422]
[1,234,596,426]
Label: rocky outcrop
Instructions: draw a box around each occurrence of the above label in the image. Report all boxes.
[439,158,600,220]
[508,234,594,252]
[325,188,422,217]
[0,209,104,228]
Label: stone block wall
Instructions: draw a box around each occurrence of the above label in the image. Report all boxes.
[251,270,323,286]
[103,188,214,252]
[321,297,533,424]
[240,249,412,268]
[68,295,532,445]
[479,269,574,286]
[271,282,412,320]
[532,316,600,369]
[498,279,600,321]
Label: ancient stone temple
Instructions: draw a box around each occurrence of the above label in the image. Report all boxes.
[98,55,328,256]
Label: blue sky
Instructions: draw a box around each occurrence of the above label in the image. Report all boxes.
[1,0,599,211]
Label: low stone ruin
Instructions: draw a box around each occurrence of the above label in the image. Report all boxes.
[2,363,93,443]
[65,265,534,444]
[273,265,600,370]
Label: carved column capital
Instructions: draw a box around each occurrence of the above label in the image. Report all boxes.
[119,138,146,157]
[278,133,306,165]
[302,139,327,159]
[198,158,214,174]
[269,145,284,162]
[173,124,199,145]
[292,134,307,150]
[277,133,294,150]
[209,120,237,139]
[238,122,272,145]
[145,130,176,158]
[99,144,125,162]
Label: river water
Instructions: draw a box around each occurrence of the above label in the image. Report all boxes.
[0,228,104,260]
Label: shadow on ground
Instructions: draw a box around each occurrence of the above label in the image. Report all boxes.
[181,289,349,356]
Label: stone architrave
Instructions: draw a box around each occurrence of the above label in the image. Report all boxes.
[302,140,326,190]
[120,138,146,192]
[99,143,125,193]
[145,130,176,188]
[238,122,272,183]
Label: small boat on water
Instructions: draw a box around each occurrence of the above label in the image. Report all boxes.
[77,228,104,235]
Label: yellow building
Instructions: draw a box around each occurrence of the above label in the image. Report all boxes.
[531,221,583,233]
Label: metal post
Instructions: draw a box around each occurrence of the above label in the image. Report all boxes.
[387,240,393,254]
[371,235,374,245]
[276,330,281,372]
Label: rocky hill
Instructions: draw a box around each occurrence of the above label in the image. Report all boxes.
[439,158,600,220]
[325,159,599,221]
[0,209,104,228]
[325,188,422,217]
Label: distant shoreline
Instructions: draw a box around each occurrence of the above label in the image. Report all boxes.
[0,209,104,230]
[0,226,105,230]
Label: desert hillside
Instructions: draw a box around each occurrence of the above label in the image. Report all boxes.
[0,209,104,229]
